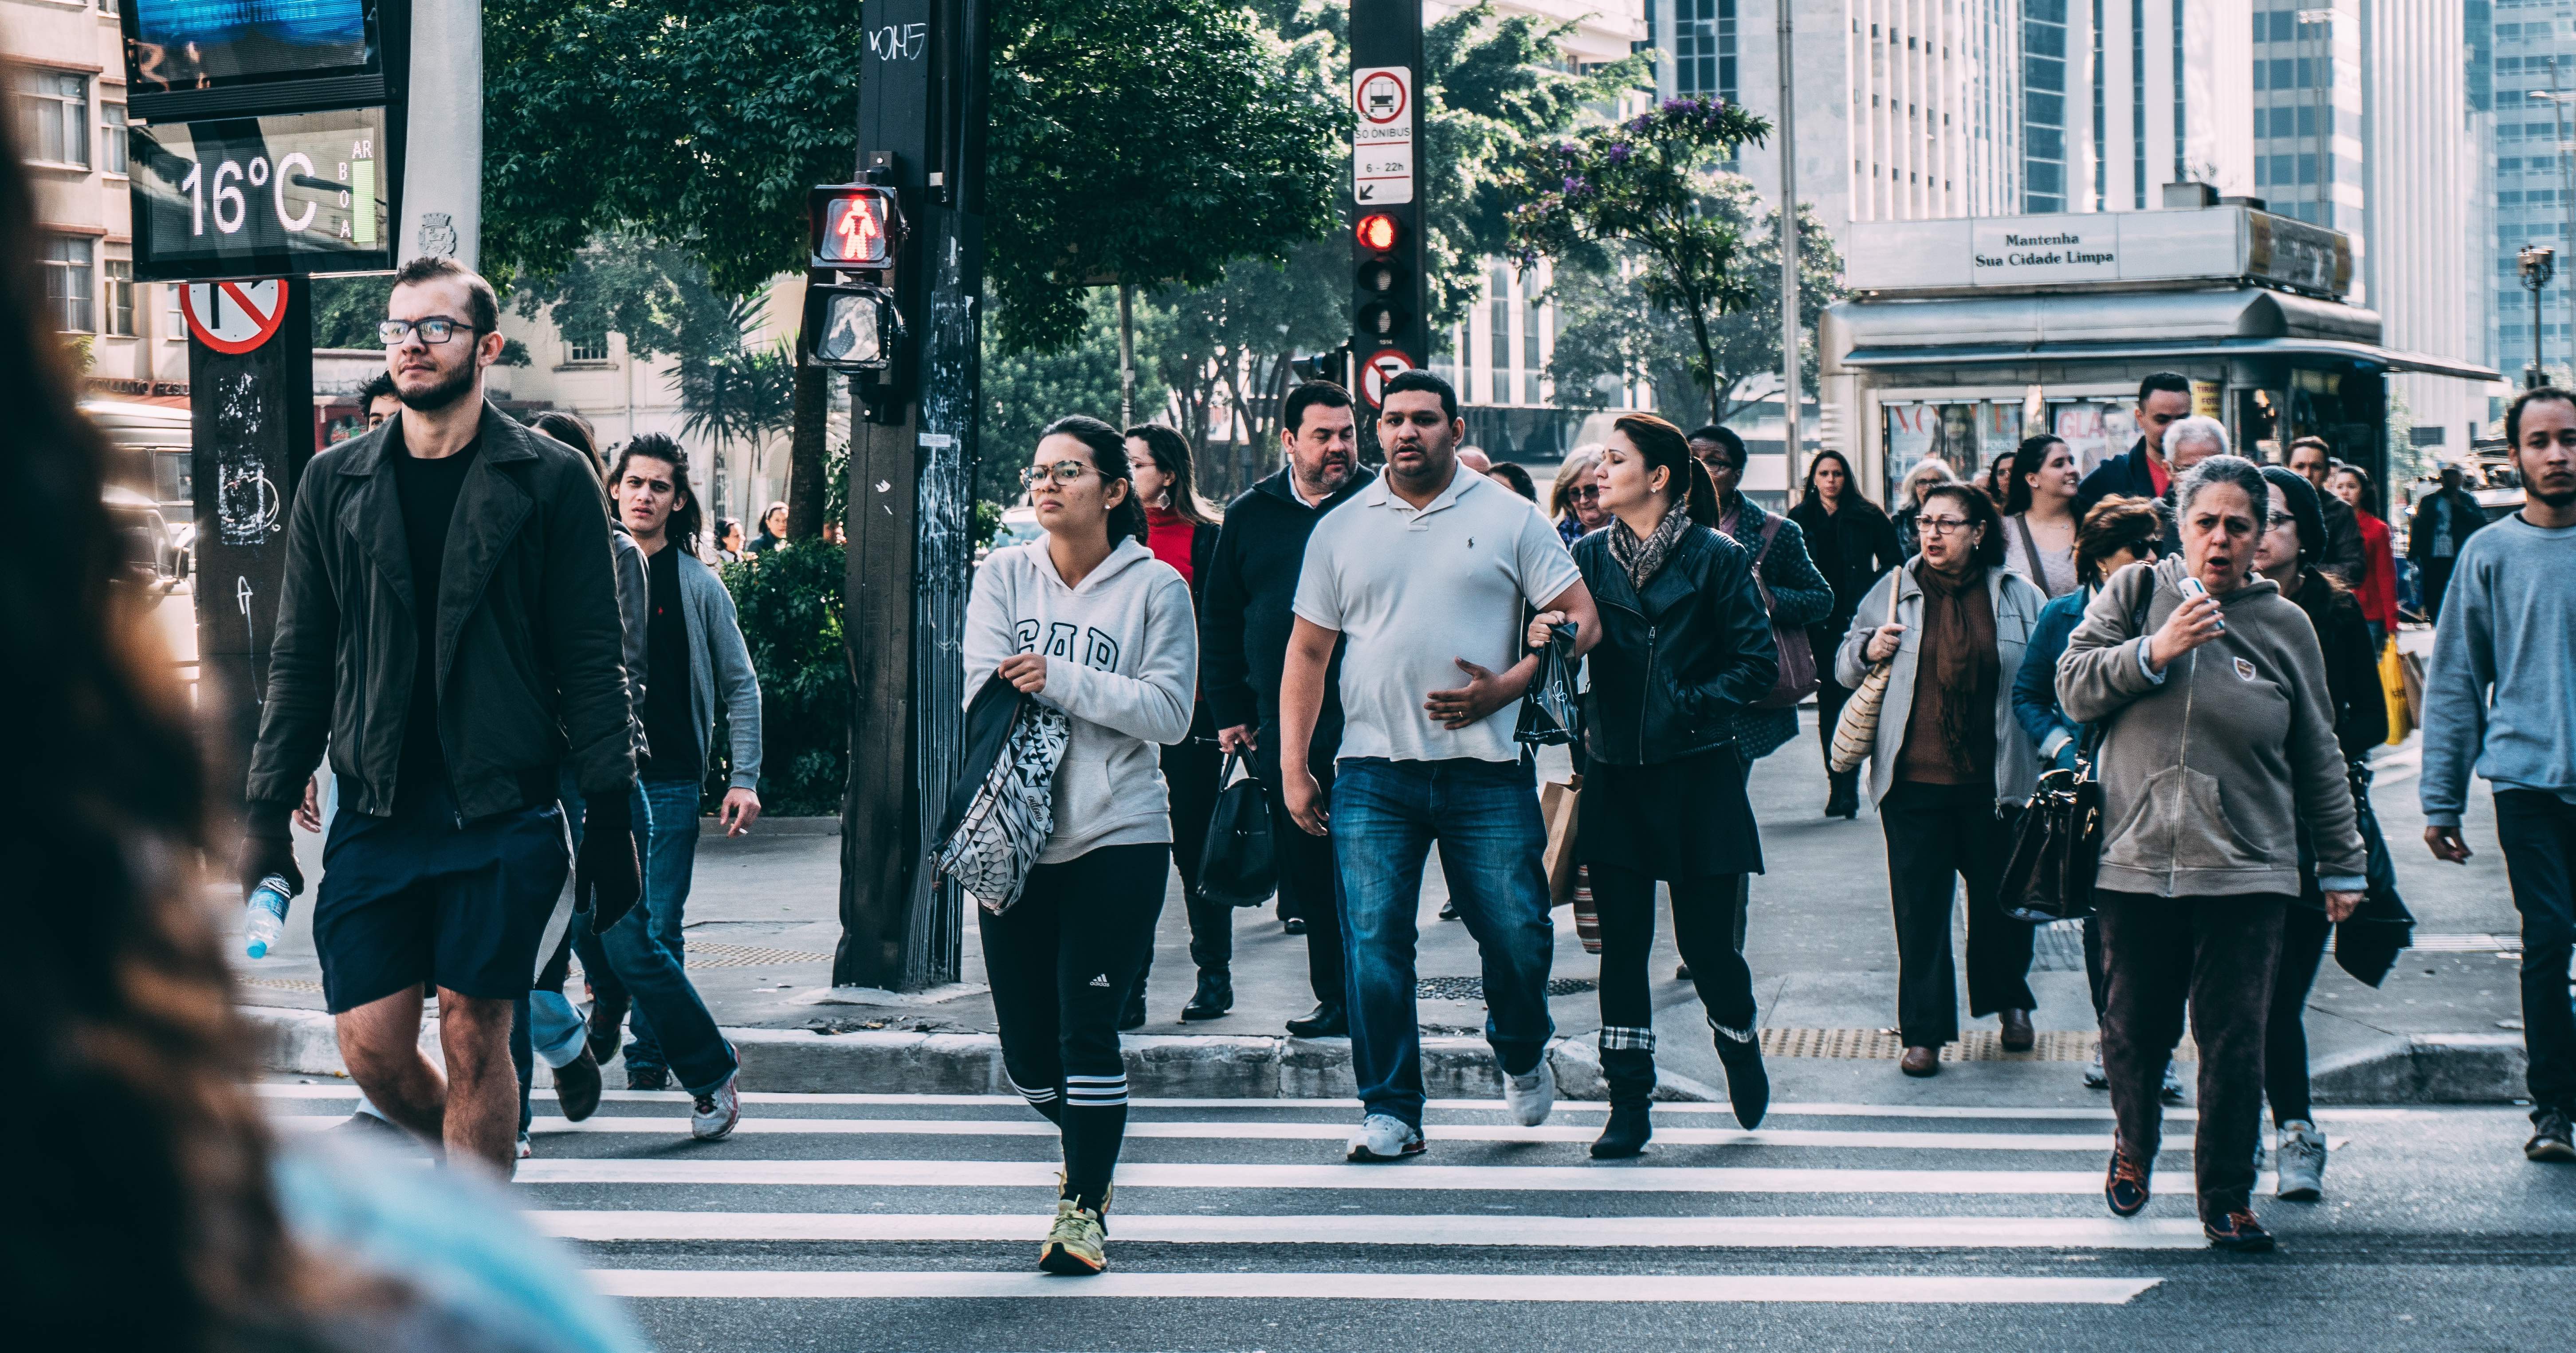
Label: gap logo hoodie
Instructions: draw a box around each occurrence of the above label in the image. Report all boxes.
[962,535,1198,863]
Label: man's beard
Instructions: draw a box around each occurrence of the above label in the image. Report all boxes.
[397,361,477,412]
[2532,485,2576,510]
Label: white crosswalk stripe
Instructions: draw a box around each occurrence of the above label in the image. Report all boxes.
[258,1086,2364,1310]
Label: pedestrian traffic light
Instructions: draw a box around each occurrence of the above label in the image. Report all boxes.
[802,282,903,373]
[1355,212,1400,253]
[1354,213,1406,341]
[810,184,904,271]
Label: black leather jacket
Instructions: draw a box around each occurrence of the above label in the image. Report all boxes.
[1572,523,1779,766]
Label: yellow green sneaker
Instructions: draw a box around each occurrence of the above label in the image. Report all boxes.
[1038,1194,1109,1275]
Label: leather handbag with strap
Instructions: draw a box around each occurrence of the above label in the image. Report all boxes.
[1748,514,1819,710]
[1196,752,1278,908]
[1827,573,1903,773]
[1997,584,2152,923]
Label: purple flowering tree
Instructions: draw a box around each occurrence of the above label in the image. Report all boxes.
[1505,97,1773,423]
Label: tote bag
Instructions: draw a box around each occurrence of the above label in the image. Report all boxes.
[1828,577,1903,774]
[930,689,1071,916]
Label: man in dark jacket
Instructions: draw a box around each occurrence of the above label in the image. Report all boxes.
[1200,380,1374,1037]
[2286,436,2367,584]
[2074,371,2195,522]
[2410,463,2488,620]
[239,256,639,1171]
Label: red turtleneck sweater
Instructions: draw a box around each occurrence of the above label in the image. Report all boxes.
[1145,502,1197,584]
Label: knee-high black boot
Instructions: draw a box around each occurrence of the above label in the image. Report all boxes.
[1590,1049,1656,1159]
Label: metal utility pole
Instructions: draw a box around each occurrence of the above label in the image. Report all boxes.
[2521,245,2555,388]
[400,0,483,272]
[1775,1,1802,480]
[2532,67,2576,378]
[1348,0,1430,422]
[836,0,993,992]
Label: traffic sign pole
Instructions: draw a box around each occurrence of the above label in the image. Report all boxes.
[1350,0,1430,454]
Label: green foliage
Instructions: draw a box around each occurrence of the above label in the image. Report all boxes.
[310,275,393,349]
[1508,97,1775,422]
[1154,237,1348,457]
[515,236,748,365]
[715,542,849,816]
[1545,178,1845,424]
[978,289,1166,506]
[671,292,797,480]
[987,0,1342,353]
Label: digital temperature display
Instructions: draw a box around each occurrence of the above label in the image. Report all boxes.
[130,106,394,280]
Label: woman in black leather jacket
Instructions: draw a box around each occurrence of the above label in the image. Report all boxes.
[1528,413,1779,1156]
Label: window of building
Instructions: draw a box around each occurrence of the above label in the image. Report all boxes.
[97,0,120,12]
[162,283,185,341]
[104,258,134,336]
[1487,267,1509,405]
[1521,285,1543,405]
[568,337,610,363]
[2023,0,2068,212]
[18,71,91,168]
[1671,0,1736,101]
[99,102,126,176]
[42,236,94,333]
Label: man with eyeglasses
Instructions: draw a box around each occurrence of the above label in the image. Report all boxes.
[2076,371,2195,522]
[240,256,640,1173]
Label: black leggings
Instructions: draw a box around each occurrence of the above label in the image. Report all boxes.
[2264,904,2334,1126]
[979,842,1168,1211]
[1590,863,1756,1051]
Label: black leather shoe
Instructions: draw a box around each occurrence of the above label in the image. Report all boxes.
[1999,1008,2036,1052]
[1438,899,1461,921]
[1713,1033,1769,1130]
[1285,1002,1347,1038]
[1117,988,1148,1031]
[1282,917,1307,936]
[1181,969,1234,1021]
[2203,1209,2276,1253]
[554,1046,604,1122]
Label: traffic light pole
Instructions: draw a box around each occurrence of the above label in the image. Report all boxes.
[836,0,991,991]
[1350,0,1429,435]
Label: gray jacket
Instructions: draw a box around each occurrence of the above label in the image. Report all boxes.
[2057,557,2365,899]
[1833,560,2050,809]
[664,548,763,790]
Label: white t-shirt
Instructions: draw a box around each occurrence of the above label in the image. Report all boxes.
[1293,466,1583,764]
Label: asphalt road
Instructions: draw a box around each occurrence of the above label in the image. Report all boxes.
[262,1082,2574,1352]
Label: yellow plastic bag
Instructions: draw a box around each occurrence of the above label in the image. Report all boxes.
[2379,638,2411,745]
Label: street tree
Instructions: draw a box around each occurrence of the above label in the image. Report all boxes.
[1544,177,1844,426]
[980,289,1171,507]
[1505,97,1775,424]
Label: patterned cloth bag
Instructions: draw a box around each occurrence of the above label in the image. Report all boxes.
[932,698,1071,915]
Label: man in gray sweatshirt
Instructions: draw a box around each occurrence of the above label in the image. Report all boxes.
[2422,386,2576,1164]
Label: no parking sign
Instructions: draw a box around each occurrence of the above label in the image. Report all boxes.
[181,278,292,355]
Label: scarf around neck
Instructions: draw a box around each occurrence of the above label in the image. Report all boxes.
[1607,504,1692,590]
[1914,561,1997,776]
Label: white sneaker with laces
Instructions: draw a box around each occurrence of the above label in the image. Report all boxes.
[691,1069,742,1141]
[1345,1113,1424,1162]
[1503,1059,1556,1127]
[2083,1046,2108,1089]
[2274,1120,2327,1200]
[515,1132,533,1160]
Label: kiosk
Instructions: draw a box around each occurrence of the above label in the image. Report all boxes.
[1820,202,2497,506]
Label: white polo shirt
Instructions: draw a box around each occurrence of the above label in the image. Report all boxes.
[1293,466,1582,764]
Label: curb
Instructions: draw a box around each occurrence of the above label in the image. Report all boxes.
[240,1006,2526,1105]
[237,1005,1708,1101]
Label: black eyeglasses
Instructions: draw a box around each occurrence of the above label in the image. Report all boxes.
[379,317,480,345]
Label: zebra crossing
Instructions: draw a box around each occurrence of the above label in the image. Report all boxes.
[253,1079,2452,1333]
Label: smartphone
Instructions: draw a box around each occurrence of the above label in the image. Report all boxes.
[2177,575,2224,633]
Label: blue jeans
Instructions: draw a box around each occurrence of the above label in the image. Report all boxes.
[570,778,736,1095]
[1332,757,1556,1128]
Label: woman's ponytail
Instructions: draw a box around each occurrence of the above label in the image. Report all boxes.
[1681,457,1721,526]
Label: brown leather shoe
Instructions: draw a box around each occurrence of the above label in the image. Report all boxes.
[1899,1045,1940,1077]
[1999,1009,2036,1052]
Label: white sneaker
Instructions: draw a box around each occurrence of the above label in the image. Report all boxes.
[515,1132,534,1160]
[1503,1059,1557,1127]
[2274,1120,2327,1201]
[691,1069,742,1141]
[2083,1046,2108,1089]
[1345,1113,1425,1162]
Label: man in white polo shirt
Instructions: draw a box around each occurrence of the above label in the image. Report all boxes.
[1279,369,1600,1161]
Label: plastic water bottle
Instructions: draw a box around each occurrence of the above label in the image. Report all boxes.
[243,875,293,959]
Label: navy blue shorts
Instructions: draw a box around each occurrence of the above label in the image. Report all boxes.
[313,782,572,1013]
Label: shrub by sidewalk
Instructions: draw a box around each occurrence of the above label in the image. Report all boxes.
[714,543,848,816]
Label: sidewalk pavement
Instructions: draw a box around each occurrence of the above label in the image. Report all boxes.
[235,713,2533,1106]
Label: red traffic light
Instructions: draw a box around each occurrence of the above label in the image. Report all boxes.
[1355,212,1400,253]
[811,184,901,269]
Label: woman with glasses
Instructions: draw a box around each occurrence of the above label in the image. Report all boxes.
[2059,456,2365,1253]
[1999,435,2083,598]
[2252,466,2387,1204]
[1835,482,2050,1078]
[1788,447,1902,819]
[962,415,1198,1275]
[2008,495,2183,1099]
[1119,423,1229,1027]
[1551,447,1609,546]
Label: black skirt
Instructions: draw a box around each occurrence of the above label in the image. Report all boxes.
[1575,745,1764,879]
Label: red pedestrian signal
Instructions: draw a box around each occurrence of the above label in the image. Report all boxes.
[1355,212,1400,253]
[811,184,903,270]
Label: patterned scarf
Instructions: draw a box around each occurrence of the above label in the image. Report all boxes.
[1606,504,1692,591]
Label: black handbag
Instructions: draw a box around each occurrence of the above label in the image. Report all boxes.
[2332,761,2414,987]
[1196,752,1277,908]
[2000,763,2105,924]
[1515,622,1581,749]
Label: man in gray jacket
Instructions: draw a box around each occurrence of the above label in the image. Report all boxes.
[240,258,638,1171]
[577,433,764,1137]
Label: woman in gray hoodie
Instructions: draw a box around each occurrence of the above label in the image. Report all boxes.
[962,415,1198,1277]
[2058,455,2365,1255]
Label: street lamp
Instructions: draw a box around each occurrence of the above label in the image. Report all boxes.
[2529,71,2576,376]
[2521,244,2556,388]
